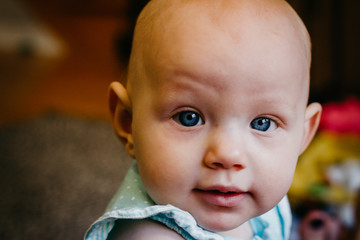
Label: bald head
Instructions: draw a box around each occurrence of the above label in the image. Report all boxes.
[126,0,311,102]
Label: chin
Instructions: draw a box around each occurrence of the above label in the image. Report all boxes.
[198,215,244,232]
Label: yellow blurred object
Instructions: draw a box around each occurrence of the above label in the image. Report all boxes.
[289,132,360,205]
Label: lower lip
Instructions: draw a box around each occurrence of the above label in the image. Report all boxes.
[194,190,248,208]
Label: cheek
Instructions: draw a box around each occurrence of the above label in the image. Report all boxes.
[132,125,198,204]
[261,160,297,209]
[138,157,193,206]
[251,140,299,209]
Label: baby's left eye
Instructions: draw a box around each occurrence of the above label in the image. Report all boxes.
[250,117,277,132]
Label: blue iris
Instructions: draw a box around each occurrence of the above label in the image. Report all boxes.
[177,111,202,127]
[250,117,272,132]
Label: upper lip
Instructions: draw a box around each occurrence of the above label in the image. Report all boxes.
[195,185,245,194]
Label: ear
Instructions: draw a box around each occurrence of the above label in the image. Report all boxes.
[109,81,135,158]
[300,102,322,154]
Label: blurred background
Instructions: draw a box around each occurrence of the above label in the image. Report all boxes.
[0,0,359,239]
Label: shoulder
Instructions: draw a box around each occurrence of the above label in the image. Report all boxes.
[107,219,185,240]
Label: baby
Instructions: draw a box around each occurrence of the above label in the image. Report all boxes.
[85,0,322,239]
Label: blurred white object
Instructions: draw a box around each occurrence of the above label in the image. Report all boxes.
[326,158,360,227]
[327,158,360,192]
[0,0,65,58]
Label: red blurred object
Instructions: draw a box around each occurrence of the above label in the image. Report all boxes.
[319,97,360,134]
[299,210,341,240]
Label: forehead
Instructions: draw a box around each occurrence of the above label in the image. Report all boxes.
[128,0,309,102]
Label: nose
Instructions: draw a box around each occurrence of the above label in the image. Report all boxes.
[203,127,245,171]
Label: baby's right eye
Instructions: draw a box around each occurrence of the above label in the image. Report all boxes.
[173,111,204,127]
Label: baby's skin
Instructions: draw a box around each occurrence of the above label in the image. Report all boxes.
[109,0,322,239]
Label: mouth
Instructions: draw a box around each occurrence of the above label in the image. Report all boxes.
[194,186,249,208]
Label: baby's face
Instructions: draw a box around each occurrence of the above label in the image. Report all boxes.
[127,0,312,234]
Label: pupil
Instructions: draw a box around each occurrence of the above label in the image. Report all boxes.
[187,114,194,120]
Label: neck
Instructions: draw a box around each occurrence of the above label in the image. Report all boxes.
[218,221,253,240]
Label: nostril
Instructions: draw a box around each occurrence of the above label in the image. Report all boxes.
[213,162,223,168]
[208,162,244,170]
[233,164,244,170]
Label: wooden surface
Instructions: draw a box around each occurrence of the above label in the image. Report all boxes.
[0,0,127,127]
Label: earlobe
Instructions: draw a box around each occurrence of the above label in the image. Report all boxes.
[109,81,135,158]
[300,102,322,154]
